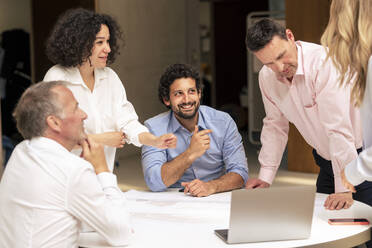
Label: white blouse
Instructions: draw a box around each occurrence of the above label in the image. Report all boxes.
[44,65,148,171]
[345,56,372,184]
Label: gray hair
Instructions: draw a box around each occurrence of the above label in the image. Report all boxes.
[13,81,67,139]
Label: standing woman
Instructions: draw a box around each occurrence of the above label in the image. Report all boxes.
[44,8,176,171]
[321,0,372,191]
[322,3,372,247]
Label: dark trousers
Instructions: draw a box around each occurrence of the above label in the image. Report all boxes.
[312,149,372,248]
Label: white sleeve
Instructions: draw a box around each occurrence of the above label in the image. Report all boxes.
[67,166,133,246]
[345,147,372,185]
[361,56,372,148]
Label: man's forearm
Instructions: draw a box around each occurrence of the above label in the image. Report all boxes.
[207,172,244,194]
[161,149,197,187]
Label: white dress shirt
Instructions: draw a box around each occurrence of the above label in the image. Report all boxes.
[0,137,132,247]
[346,56,372,184]
[44,65,148,171]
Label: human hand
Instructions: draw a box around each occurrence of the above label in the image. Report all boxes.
[341,169,356,193]
[187,126,212,160]
[324,192,353,210]
[245,178,270,189]
[181,179,217,197]
[80,136,109,174]
[154,133,177,149]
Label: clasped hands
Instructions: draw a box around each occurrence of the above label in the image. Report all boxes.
[181,179,217,197]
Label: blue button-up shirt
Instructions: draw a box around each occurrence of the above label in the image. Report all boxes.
[141,105,249,192]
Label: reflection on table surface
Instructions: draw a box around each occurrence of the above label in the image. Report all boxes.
[79,189,372,248]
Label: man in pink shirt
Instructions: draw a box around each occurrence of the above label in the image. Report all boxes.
[245,18,372,210]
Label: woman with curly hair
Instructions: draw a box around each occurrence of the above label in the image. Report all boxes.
[321,0,372,194]
[44,8,176,172]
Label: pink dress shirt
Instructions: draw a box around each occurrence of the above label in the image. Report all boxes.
[258,41,362,193]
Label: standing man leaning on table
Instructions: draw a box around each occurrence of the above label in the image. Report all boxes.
[0,81,132,247]
[141,64,248,197]
[245,18,372,210]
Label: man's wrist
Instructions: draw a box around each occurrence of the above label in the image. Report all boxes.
[184,148,198,163]
[94,163,110,174]
[206,181,218,194]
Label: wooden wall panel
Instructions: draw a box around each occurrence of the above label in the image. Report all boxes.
[285,0,330,173]
[31,0,95,82]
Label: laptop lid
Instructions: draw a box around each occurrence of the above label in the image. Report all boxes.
[217,185,316,244]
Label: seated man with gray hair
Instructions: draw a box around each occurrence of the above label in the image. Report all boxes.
[0,81,132,247]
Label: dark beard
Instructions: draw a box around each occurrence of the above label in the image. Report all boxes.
[173,101,200,120]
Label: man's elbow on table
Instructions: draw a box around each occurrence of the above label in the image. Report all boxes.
[145,177,168,192]
[142,163,169,192]
[103,217,133,246]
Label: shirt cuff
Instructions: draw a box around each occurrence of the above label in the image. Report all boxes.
[97,172,118,188]
[227,168,249,184]
[345,159,365,186]
[258,167,276,184]
[334,174,349,193]
[145,164,168,192]
[123,125,149,147]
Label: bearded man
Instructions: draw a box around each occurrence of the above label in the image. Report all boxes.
[141,64,248,197]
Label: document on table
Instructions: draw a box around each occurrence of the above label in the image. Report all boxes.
[124,189,231,203]
[123,190,231,224]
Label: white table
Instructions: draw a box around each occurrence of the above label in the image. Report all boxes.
[79,190,372,248]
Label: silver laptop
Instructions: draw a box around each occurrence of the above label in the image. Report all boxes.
[215,185,316,244]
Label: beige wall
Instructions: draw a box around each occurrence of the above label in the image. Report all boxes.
[286,0,330,173]
[199,2,211,27]
[96,0,199,157]
[0,0,31,33]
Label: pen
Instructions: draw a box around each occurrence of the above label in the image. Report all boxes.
[179,188,184,192]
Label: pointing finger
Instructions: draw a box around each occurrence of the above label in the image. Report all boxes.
[198,129,212,136]
[193,125,199,134]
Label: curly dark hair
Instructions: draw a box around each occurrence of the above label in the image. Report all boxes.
[158,63,201,108]
[245,18,287,52]
[46,8,123,67]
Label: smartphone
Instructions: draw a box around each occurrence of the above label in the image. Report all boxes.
[328,218,370,225]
